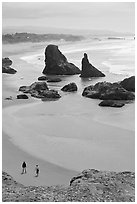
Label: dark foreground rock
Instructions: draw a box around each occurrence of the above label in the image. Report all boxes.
[82,81,135,100]
[120,76,135,92]
[2,169,135,202]
[80,53,105,78]
[19,82,61,99]
[61,83,78,92]
[99,100,125,107]
[43,45,81,75]
[17,94,29,99]
[2,58,17,74]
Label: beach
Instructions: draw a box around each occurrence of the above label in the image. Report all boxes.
[2,38,135,186]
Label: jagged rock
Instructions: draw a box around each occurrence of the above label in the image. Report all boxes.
[80,53,105,78]
[2,170,135,202]
[42,90,61,99]
[82,81,135,100]
[2,58,17,74]
[120,76,135,92]
[99,100,125,108]
[17,94,28,99]
[42,45,81,75]
[38,76,48,81]
[19,82,49,93]
[61,83,78,92]
[47,78,62,82]
[19,82,61,100]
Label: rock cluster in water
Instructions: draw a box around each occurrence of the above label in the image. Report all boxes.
[2,170,135,202]
[82,81,135,100]
[82,81,135,107]
[80,53,105,78]
[42,45,81,75]
[2,58,17,74]
[19,82,61,99]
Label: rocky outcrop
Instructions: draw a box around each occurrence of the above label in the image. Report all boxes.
[61,83,78,92]
[38,76,62,82]
[99,100,125,108]
[41,90,61,99]
[80,53,105,78]
[42,45,81,75]
[17,94,29,99]
[47,78,62,83]
[19,82,61,100]
[38,76,48,81]
[2,170,135,202]
[82,81,135,101]
[2,58,17,74]
[120,76,135,92]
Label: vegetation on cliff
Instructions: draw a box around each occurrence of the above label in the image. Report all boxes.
[2,169,135,202]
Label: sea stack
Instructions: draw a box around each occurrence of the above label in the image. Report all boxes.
[42,44,81,75]
[80,53,105,78]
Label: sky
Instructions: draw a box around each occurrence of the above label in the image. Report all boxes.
[2,2,135,34]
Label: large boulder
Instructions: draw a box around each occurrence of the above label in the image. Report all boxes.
[80,53,105,78]
[61,82,78,92]
[99,100,125,108]
[42,45,81,75]
[120,76,135,92]
[82,81,135,100]
[19,81,61,100]
[2,58,17,74]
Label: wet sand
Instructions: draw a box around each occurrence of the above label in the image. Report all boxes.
[2,40,135,186]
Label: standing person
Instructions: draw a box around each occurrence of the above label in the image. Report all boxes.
[35,165,40,177]
[21,161,27,174]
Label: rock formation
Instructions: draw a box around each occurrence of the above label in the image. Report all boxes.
[17,94,29,99]
[80,53,105,78]
[42,45,81,75]
[82,81,135,101]
[2,58,17,74]
[5,96,12,100]
[19,82,61,99]
[2,170,135,202]
[61,83,78,92]
[47,78,62,82]
[38,76,48,81]
[120,76,135,92]
[99,100,125,108]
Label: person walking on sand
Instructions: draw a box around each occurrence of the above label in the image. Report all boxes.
[35,165,40,177]
[21,161,27,174]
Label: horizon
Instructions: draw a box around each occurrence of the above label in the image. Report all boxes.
[2,2,135,35]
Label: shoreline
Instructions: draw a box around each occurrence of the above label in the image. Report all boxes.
[2,40,135,186]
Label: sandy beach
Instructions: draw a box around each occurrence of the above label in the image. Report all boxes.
[2,39,135,186]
